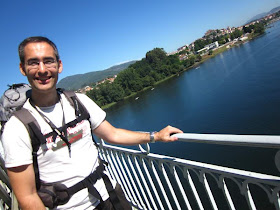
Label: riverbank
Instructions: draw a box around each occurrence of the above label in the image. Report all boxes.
[101,41,251,110]
[101,24,274,110]
[101,50,225,110]
[102,75,176,110]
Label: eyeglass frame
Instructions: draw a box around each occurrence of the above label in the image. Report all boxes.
[25,57,58,70]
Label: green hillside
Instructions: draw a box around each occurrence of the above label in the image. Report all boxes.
[57,60,137,90]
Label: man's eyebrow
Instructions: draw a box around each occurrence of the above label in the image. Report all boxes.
[26,58,39,62]
[43,56,56,60]
[26,57,55,62]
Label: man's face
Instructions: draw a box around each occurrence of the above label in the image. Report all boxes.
[20,42,63,94]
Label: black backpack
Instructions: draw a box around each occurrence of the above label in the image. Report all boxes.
[0,84,31,131]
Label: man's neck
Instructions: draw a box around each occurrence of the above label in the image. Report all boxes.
[31,89,59,107]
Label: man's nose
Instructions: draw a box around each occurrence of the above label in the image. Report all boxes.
[38,61,46,72]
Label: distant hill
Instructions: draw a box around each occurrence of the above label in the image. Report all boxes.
[245,6,280,24]
[57,60,137,90]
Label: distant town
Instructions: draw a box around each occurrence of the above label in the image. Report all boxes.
[79,75,117,93]
[169,10,280,59]
[77,9,280,95]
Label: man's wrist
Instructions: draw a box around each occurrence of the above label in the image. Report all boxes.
[150,131,157,143]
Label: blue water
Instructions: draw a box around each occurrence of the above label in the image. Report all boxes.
[105,21,280,175]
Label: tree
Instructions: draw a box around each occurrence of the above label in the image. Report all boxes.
[196,54,202,62]
[146,48,167,65]
[182,59,191,68]
[150,71,162,82]
[189,55,196,66]
[142,75,155,87]
[253,23,265,34]
[243,26,252,33]
[87,45,187,107]
[231,29,243,39]
[102,82,125,103]
[115,67,138,90]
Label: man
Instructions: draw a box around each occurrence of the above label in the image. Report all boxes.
[2,36,183,209]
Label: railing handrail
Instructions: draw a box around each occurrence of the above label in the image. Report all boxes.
[174,133,280,148]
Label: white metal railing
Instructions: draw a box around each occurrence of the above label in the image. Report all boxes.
[1,133,280,209]
[98,133,280,210]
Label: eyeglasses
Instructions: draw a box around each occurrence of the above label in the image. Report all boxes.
[26,58,57,70]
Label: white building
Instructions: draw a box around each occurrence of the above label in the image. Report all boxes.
[205,41,219,50]
[197,41,219,54]
[239,36,248,41]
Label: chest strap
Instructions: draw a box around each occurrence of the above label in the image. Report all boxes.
[54,158,122,210]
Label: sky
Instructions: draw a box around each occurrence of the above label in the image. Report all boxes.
[0,0,279,95]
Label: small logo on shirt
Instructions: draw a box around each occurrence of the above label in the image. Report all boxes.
[44,120,89,151]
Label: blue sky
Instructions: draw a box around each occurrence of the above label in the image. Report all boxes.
[0,0,279,95]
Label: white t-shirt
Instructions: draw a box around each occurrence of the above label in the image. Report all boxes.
[2,93,114,209]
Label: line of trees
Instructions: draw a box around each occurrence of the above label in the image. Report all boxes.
[86,48,200,107]
[87,20,268,107]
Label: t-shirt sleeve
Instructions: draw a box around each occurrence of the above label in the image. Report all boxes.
[2,116,33,168]
[76,94,106,130]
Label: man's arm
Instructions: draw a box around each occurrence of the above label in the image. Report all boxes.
[93,120,183,145]
[7,164,45,210]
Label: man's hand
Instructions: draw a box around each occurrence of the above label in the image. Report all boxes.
[94,120,183,145]
[154,125,183,142]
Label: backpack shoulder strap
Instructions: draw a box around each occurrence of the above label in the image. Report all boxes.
[62,91,98,147]
[13,108,45,190]
[13,108,46,146]
[62,90,88,117]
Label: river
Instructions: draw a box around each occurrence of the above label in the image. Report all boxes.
[105,20,280,176]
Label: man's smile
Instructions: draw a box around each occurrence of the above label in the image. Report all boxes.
[36,76,52,83]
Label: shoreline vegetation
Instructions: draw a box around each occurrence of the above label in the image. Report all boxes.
[100,43,243,110]
[86,16,280,110]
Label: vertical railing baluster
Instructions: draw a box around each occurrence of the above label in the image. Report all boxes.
[245,184,257,210]
[173,166,192,209]
[114,152,136,205]
[105,150,123,190]
[127,155,148,209]
[161,163,181,210]
[0,199,5,210]
[151,161,173,209]
[221,178,236,210]
[140,158,159,210]
[185,169,204,210]
[146,160,165,209]
[121,154,143,208]
[0,183,11,209]
[133,157,152,209]
[106,149,136,204]
[99,148,119,187]
[202,173,218,210]
[109,151,130,195]
[142,159,163,209]
[98,148,115,180]
[116,153,135,199]
[107,150,121,182]
[274,190,280,210]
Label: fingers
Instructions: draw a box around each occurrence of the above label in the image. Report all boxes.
[156,125,183,142]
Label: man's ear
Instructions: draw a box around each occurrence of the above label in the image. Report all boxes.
[58,60,63,74]
[19,63,26,76]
